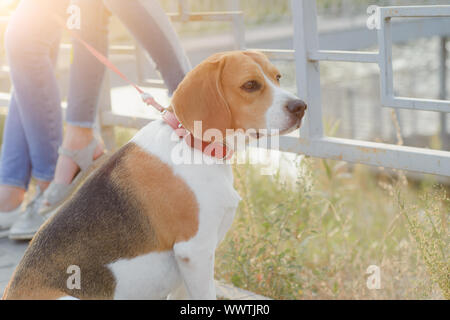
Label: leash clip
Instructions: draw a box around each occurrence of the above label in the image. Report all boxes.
[141,91,166,113]
[140,92,154,104]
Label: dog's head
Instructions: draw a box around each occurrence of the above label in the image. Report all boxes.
[172,50,306,140]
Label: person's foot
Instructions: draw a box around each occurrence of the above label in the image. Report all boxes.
[0,186,25,235]
[53,126,104,186]
[8,186,46,240]
[0,185,24,212]
[0,207,23,235]
[38,127,106,217]
[1,180,49,237]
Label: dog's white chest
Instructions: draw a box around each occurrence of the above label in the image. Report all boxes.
[130,120,241,211]
[108,121,240,299]
[109,251,181,299]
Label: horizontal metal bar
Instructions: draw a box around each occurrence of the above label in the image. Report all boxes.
[139,79,166,89]
[101,109,450,177]
[383,96,450,113]
[248,49,295,60]
[108,45,136,55]
[167,11,242,22]
[0,66,9,77]
[0,12,245,24]
[277,136,450,177]
[100,109,450,177]
[101,111,153,129]
[319,17,450,51]
[309,50,379,63]
[60,43,136,55]
[380,6,450,18]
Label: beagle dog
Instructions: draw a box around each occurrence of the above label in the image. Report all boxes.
[3,51,306,300]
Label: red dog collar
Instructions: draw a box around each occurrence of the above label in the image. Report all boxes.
[162,110,233,161]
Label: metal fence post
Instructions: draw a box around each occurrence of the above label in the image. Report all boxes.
[291,0,323,139]
[439,36,449,150]
[378,13,394,107]
[178,0,189,22]
[230,0,245,50]
[346,88,355,139]
[134,39,147,85]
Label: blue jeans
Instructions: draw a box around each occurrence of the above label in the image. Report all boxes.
[0,0,191,190]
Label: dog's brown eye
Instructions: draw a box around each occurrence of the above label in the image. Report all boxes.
[241,80,260,92]
[276,74,281,82]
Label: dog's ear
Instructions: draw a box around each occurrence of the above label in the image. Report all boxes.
[172,53,232,141]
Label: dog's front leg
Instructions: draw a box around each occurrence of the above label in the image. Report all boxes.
[173,240,217,300]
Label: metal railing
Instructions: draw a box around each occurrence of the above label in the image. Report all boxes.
[102,0,450,177]
[0,0,449,177]
[377,6,450,113]
[280,0,450,176]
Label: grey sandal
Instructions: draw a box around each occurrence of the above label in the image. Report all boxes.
[39,138,106,216]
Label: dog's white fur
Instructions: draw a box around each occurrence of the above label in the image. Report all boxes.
[107,120,240,299]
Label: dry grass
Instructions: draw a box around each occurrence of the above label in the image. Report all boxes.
[215,156,449,299]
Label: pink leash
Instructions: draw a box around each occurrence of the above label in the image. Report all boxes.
[54,15,232,160]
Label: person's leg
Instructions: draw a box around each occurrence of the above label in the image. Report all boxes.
[0,93,30,212]
[53,0,110,185]
[0,0,69,214]
[3,0,69,188]
[53,0,191,185]
[103,0,191,95]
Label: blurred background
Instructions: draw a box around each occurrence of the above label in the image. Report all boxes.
[0,0,449,151]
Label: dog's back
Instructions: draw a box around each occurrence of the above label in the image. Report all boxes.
[3,144,158,299]
[3,135,200,299]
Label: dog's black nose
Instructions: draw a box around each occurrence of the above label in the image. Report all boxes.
[287,99,307,114]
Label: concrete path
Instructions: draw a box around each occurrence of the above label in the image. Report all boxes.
[0,237,28,295]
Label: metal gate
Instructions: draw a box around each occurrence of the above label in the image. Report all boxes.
[256,1,450,176]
